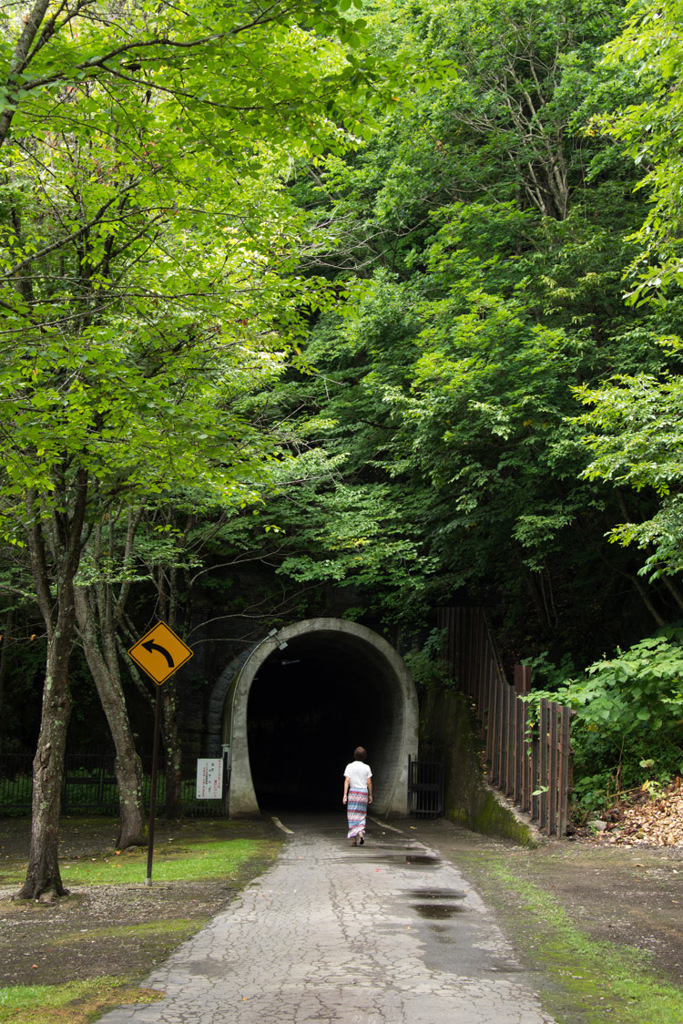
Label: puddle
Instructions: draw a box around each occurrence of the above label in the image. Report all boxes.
[347,852,442,869]
[402,885,469,922]
[413,903,466,919]
[371,843,413,851]
[404,888,467,901]
[346,855,409,866]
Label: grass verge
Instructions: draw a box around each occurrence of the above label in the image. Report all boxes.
[50,917,205,947]
[0,838,273,887]
[60,838,265,885]
[1,825,281,1024]
[457,852,683,1024]
[0,976,162,1023]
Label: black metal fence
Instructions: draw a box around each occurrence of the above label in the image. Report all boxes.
[0,751,222,817]
[408,755,444,818]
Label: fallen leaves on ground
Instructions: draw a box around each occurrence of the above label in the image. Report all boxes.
[596,777,683,847]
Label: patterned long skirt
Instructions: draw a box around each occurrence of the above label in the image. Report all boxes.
[347,788,369,839]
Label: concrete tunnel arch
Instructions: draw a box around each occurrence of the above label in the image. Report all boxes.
[221,618,419,818]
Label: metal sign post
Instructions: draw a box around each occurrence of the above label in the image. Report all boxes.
[146,692,162,886]
[128,621,193,886]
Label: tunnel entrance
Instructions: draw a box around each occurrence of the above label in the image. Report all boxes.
[222,619,419,818]
[247,633,396,811]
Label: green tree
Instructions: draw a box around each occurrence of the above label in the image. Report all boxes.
[278,0,683,652]
[0,0,378,151]
[0,0,388,899]
[575,365,683,615]
[595,0,683,300]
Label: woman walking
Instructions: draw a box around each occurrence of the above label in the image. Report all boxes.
[343,746,373,846]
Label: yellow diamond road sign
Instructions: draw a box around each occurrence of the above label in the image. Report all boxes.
[128,622,193,685]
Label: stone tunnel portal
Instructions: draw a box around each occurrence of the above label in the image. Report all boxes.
[222,619,419,819]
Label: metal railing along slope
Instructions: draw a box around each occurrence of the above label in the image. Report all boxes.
[437,607,573,837]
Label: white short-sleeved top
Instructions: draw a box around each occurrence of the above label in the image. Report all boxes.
[344,760,372,791]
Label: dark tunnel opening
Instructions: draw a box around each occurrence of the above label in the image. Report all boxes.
[246,631,399,813]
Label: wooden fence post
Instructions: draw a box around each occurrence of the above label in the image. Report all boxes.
[520,701,529,812]
[548,701,559,836]
[558,706,571,838]
[506,686,515,797]
[514,664,532,694]
[531,731,540,822]
[513,695,524,803]
[497,679,506,786]
[539,698,549,831]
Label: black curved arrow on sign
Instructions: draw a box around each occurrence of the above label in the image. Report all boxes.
[141,639,175,668]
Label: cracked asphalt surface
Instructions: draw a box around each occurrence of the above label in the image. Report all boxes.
[95,814,556,1024]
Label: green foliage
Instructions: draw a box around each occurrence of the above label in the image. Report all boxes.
[0,0,411,519]
[273,480,436,622]
[527,630,683,813]
[402,628,452,692]
[0,0,391,155]
[0,0,418,644]
[262,0,683,650]
[575,367,683,581]
[520,650,576,691]
[595,0,683,301]
[6,0,683,784]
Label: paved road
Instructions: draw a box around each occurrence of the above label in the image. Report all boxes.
[96,815,556,1024]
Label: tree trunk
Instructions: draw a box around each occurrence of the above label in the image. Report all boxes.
[0,0,51,146]
[19,475,88,900]
[19,639,72,899]
[75,588,146,848]
[19,565,75,899]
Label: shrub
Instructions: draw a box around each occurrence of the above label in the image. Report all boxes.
[525,629,683,816]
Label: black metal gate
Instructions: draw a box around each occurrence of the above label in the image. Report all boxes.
[408,756,444,818]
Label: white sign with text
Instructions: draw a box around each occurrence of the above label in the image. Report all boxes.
[196,758,223,800]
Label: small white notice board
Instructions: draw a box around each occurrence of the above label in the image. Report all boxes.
[196,758,223,800]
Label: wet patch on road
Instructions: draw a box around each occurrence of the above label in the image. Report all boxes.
[403,886,468,901]
[413,902,467,918]
[402,886,470,920]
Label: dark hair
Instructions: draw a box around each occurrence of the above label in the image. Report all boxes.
[354,746,367,761]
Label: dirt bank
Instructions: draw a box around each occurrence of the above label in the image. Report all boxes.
[414,817,683,985]
[0,817,280,988]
